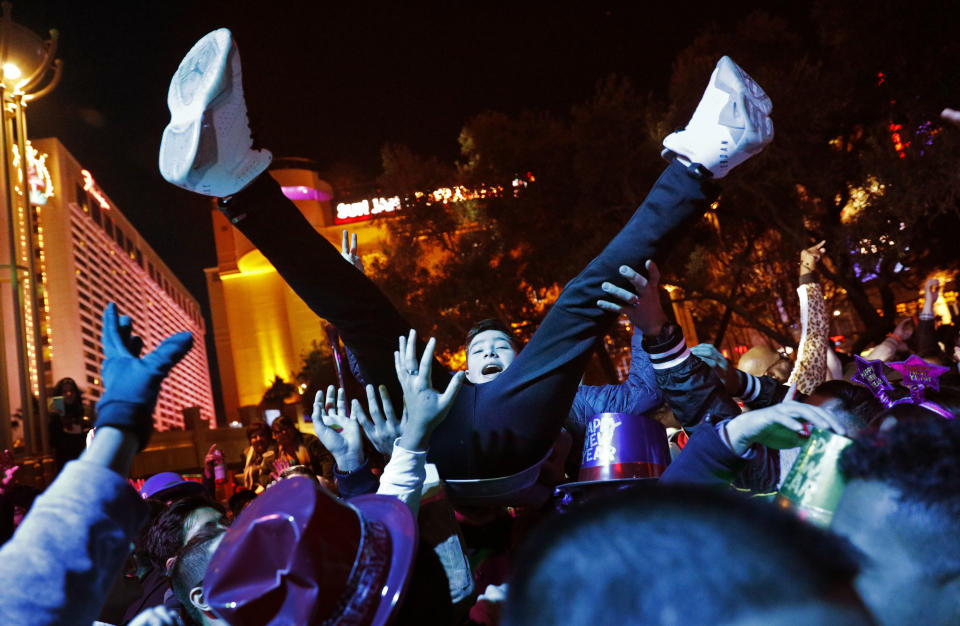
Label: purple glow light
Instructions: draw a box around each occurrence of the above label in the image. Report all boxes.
[281,185,332,202]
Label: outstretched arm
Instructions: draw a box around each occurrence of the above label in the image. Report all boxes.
[378,330,465,517]
[787,241,829,394]
[917,278,941,356]
[0,303,192,626]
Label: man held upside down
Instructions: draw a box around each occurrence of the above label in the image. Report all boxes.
[159,28,773,479]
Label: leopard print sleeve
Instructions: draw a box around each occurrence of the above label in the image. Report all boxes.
[787,282,828,395]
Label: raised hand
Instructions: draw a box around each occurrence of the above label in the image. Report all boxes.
[925,278,941,302]
[723,393,846,456]
[394,329,465,451]
[597,260,668,336]
[203,443,219,479]
[941,108,960,127]
[341,230,365,274]
[892,317,914,343]
[128,477,146,495]
[311,385,365,472]
[800,239,826,275]
[270,456,293,481]
[96,303,194,450]
[0,449,18,495]
[357,383,406,457]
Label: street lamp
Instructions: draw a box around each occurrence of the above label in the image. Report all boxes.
[0,1,61,461]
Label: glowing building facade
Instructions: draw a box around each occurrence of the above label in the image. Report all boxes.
[22,138,215,429]
[205,159,387,420]
[206,160,540,420]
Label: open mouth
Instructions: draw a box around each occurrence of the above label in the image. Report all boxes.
[481,364,503,376]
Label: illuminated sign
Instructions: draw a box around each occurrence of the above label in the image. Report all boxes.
[12,141,54,206]
[336,196,401,224]
[333,173,534,225]
[81,169,111,210]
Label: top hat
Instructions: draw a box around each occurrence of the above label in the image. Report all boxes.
[203,476,417,625]
[578,412,671,482]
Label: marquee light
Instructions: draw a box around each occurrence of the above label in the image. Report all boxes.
[12,141,54,205]
[336,196,402,224]
[334,173,535,225]
[81,169,111,210]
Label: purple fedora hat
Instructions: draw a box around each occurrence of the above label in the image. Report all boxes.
[578,412,671,482]
[203,476,417,625]
[140,471,206,500]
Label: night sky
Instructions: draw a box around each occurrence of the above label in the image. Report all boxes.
[14,1,812,416]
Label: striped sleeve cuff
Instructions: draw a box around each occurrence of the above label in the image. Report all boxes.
[736,370,762,402]
[647,334,692,371]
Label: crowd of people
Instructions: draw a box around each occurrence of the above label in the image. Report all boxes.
[0,27,958,625]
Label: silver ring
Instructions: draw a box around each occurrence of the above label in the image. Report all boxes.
[407,369,418,376]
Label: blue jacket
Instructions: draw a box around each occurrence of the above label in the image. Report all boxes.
[660,420,779,493]
[0,459,147,625]
[566,330,662,436]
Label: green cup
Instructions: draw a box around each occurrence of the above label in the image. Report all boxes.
[775,427,853,527]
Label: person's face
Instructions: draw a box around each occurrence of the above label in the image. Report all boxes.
[62,382,78,404]
[832,479,959,624]
[184,507,228,543]
[466,330,516,384]
[272,422,297,448]
[765,357,793,384]
[189,533,227,626]
[249,430,269,455]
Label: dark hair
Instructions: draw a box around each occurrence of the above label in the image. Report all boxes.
[144,495,225,571]
[924,387,960,418]
[245,422,272,443]
[840,417,960,506]
[52,377,84,418]
[170,525,226,625]
[810,380,883,434]
[133,498,169,573]
[271,415,303,445]
[839,417,960,582]
[466,319,520,351]
[228,490,257,519]
[504,484,864,625]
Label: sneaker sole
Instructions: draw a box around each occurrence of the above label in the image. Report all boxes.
[159,29,232,184]
[713,55,772,117]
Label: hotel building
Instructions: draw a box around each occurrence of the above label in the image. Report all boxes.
[205,158,390,421]
[9,137,216,430]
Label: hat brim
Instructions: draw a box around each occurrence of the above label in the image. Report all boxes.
[348,494,418,626]
[555,477,659,490]
[146,480,208,501]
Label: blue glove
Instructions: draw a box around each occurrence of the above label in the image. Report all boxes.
[95,303,194,450]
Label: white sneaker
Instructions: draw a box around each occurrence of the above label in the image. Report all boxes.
[159,28,272,197]
[662,56,772,179]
